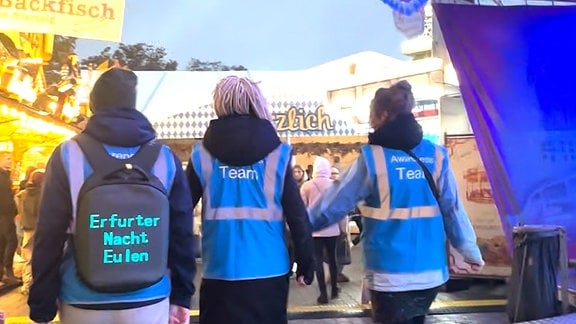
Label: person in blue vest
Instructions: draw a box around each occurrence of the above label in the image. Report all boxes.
[186,75,315,324]
[28,68,196,324]
[309,80,484,324]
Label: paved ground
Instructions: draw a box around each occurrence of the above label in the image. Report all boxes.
[0,243,513,323]
[288,313,576,323]
[5,242,576,323]
[289,312,509,323]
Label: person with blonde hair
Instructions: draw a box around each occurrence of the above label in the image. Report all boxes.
[309,80,484,324]
[186,76,315,324]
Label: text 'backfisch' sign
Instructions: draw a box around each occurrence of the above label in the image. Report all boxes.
[0,0,125,41]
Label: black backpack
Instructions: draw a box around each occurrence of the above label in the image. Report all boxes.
[72,134,170,293]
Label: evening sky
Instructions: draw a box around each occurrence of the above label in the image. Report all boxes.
[76,0,407,70]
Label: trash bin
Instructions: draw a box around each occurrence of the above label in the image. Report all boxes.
[507,225,569,323]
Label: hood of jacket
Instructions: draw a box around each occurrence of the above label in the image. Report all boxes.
[202,115,281,166]
[82,108,156,147]
[312,156,331,179]
[368,112,423,150]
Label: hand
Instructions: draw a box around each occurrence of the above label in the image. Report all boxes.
[169,304,190,324]
[447,246,485,275]
[468,262,484,273]
[296,263,314,286]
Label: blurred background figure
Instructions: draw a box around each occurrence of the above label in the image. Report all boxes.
[329,166,351,283]
[305,164,314,181]
[0,151,18,282]
[330,167,340,181]
[301,156,340,304]
[15,169,45,294]
[19,166,36,191]
[293,165,308,188]
[332,156,342,172]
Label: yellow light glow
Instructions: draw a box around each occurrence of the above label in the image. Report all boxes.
[48,102,57,111]
[62,102,80,120]
[0,141,13,152]
[6,107,77,139]
[1,97,78,140]
[9,107,19,117]
[6,74,37,103]
[18,113,27,127]
[18,58,44,65]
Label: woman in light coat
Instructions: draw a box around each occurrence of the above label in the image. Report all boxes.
[300,156,341,304]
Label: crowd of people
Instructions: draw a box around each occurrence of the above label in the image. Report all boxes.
[0,67,484,324]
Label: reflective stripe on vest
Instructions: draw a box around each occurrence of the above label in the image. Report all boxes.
[358,144,443,220]
[63,140,174,234]
[191,142,291,280]
[192,143,290,221]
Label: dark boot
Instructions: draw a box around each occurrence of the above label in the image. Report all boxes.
[317,292,328,304]
[331,286,340,299]
[337,273,350,283]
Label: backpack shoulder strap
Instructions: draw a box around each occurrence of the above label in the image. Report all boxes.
[127,141,163,172]
[401,149,440,204]
[75,133,162,172]
[74,133,122,172]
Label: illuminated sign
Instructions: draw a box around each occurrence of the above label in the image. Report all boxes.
[152,102,362,139]
[0,0,125,41]
[274,105,335,132]
[89,213,159,264]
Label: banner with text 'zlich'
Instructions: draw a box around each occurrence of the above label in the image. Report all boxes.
[0,0,125,41]
[434,4,576,258]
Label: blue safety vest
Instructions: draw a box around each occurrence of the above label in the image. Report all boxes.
[58,140,174,305]
[358,141,448,275]
[192,142,291,280]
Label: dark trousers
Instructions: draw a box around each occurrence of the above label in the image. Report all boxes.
[370,286,439,324]
[199,274,289,324]
[0,217,17,277]
[314,236,338,296]
[351,215,363,245]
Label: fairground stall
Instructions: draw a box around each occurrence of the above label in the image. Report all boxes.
[0,0,126,185]
[0,32,79,187]
[0,0,125,295]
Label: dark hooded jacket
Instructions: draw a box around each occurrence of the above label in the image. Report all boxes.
[186,115,315,282]
[29,69,196,323]
[0,168,17,218]
[16,181,43,230]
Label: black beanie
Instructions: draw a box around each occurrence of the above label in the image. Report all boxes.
[89,68,137,112]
